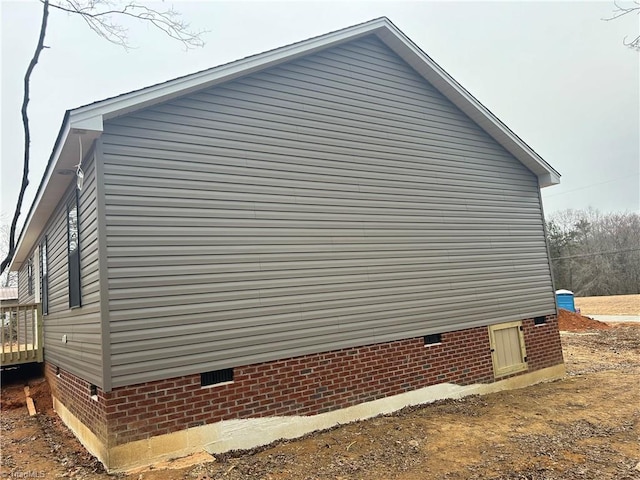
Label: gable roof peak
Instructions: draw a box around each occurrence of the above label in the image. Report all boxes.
[67,16,558,187]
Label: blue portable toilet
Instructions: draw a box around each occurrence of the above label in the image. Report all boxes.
[555,289,576,312]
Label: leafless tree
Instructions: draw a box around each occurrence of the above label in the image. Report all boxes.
[547,208,640,295]
[604,0,640,51]
[0,218,18,288]
[0,0,205,276]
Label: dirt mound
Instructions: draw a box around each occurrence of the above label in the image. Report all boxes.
[1,381,26,410]
[29,377,53,413]
[0,377,52,413]
[0,396,26,410]
[558,308,611,332]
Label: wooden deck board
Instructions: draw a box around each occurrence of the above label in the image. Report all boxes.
[2,343,37,352]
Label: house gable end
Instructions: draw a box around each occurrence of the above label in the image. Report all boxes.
[100,35,555,388]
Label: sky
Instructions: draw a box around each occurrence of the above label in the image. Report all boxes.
[1,0,638,235]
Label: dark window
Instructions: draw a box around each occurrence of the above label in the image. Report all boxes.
[27,258,33,296]
[201,368,234,386]
[534,316,547,325]
[40,237,49,315]
[67,193,81,308]
[89,384,98,396]
[424,333,442,345]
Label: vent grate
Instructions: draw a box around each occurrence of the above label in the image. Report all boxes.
[534,316,547,325]
[201,368,234,386]
[423,333,442,345]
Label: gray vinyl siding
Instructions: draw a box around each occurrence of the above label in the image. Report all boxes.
[23,155,103,385]
[101,36,556,388]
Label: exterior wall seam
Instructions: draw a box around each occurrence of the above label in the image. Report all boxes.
[95,137,113,394]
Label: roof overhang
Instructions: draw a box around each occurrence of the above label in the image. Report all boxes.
[9,117,101,271]
[9,17,560,271]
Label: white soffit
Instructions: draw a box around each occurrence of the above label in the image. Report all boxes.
[9,123,101,270]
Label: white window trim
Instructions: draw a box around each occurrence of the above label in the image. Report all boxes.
[33,245,41,303]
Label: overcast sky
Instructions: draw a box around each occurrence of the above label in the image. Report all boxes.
[1,1,638,232]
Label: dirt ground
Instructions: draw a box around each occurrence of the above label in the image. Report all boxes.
[574,294,639,315]
[1,321,639,479]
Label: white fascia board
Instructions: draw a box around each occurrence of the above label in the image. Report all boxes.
[377,24,560,188]
[538,171,561,189]
[70,114,104,133]
[9,120,71,271]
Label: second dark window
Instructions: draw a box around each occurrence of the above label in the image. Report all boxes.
[67,193,81,308]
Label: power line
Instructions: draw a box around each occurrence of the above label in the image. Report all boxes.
[551,247,640,260]
[543,171,640,198]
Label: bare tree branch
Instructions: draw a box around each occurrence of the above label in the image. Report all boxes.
[603,0,640,51]
[604,0,640,20]
[1,1,205,278]
[0,0,49,276]
[622,34,640,50]
[46,0,206,50]
[0,220,18,287]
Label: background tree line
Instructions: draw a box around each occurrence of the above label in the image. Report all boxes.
[546,209,640,296]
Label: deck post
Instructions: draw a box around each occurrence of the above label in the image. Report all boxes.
[36,303,43,363]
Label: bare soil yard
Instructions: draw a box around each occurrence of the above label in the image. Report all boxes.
[574,294,639,315]
[2,319,639,479]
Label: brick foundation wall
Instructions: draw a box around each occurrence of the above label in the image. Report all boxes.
[522,314,565,371]
[106,324,496,445]
[49,316,563,448]
[44,363,108,444]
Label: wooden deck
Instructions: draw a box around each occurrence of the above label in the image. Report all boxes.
[1,303,43,366]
